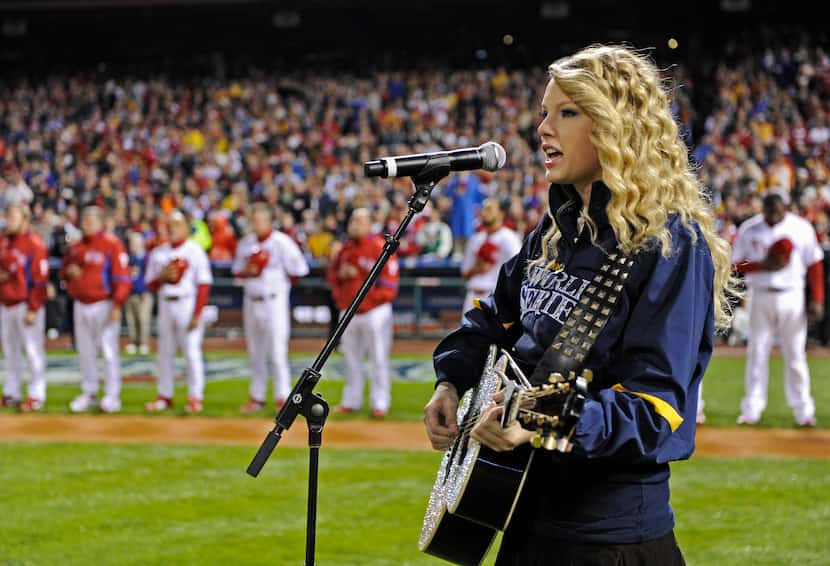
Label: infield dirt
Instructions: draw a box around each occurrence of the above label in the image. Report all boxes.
[1,414,827,459]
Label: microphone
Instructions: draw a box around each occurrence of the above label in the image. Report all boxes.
[364,141,507,179]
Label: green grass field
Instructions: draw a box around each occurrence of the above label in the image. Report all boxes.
[1,353,829,565]
[0,443,827,565]
[3,355,828,428]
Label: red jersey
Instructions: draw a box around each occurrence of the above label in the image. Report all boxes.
[0,231,49,310]
[327,235,399,313]
[60,232,132,306]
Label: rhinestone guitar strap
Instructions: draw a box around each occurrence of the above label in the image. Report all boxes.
[529,251,636,385]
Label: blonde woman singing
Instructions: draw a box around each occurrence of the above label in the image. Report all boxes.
[424,45,737,565]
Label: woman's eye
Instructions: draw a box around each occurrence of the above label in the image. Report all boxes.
[539,110,548,118]
[561,108,578,118]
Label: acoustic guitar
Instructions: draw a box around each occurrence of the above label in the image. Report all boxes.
[419,345,591,565]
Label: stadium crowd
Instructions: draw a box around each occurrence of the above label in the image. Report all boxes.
[1,41,830,337]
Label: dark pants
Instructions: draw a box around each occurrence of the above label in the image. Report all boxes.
[495,530,686,566]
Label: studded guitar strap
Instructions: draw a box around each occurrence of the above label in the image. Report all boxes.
[529,251,636,385]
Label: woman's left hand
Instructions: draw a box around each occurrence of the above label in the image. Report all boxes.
[470,403,535,452]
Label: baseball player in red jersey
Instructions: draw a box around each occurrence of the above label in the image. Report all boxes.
[732,193,824,426]
[0,204,49,412]
[460,196,522,316]
[327,208,399,417]
[234,203,309,413]
[144,210,213,414]
[61,206,132,413]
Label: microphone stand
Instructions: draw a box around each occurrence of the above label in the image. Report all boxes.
[246,157,452,566]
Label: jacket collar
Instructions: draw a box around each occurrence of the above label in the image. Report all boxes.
[548,181,613,243]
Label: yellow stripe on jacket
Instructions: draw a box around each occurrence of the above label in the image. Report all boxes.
[611,384,684,432]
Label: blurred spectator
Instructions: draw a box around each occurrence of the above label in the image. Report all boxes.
[207,212,237,261]
[415,205,453,259]
[2,36,830,341]
[125,231,152,356]
[2,169,34,206]
[189,213,213,252]
[307,213,341,260]
[443,172,486,257]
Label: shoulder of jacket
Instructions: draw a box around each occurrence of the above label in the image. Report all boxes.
[664,214,710,250]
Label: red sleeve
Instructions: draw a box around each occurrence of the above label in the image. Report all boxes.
[734,260,762,274]
[326,249,342,287]
[110,240,132,307]
[193,284,210,318]
[147,278,161,293]
[326,249,344,307]
[807,260,825,304]
[27,238,49,311]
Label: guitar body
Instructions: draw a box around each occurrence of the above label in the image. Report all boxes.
[447,444,533,530]
[420,344,592,564]
[420,346,530,565]
[418,502,496,566]
[418,388,497,565]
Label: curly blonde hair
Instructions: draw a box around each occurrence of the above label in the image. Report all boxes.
[532,44,738,330]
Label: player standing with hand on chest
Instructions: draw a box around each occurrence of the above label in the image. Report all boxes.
[235,203,309,413]
[144,210,213,414]
[61,206,132,413]
[732,193,824,427]
[327,208,400,418]
[0,204,49,412]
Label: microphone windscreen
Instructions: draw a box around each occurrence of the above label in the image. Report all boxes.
[479,141,507,172]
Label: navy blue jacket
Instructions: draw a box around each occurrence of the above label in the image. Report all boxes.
[434,181,715,543]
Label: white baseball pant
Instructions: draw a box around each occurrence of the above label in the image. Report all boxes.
[156,296,205,400]
[741,287,816,422]
[74,300,121,399]
[244,293,291,402]
[1,303,47,401]
[339,302,393,412]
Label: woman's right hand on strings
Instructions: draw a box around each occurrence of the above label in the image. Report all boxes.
[424,382,459,451]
